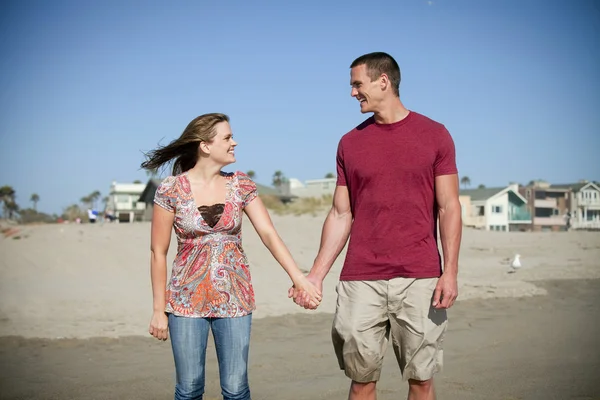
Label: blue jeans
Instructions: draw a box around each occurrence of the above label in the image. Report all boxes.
[168,313,252,400]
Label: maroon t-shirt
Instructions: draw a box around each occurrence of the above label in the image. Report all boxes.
[336,111,458,281]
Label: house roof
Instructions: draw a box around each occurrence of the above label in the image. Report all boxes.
[551,181,600,192]
[460,185,528,204]
[459,187,505,201]
[138,178,163,203]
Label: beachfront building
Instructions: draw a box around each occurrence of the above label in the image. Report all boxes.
[459,184,532,232]
[519,180,571,232]
[105,181,146,223]
[283,177,337,199]
[553,181,600,230]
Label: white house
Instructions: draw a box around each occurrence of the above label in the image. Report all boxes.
[105,181,146,223]
[554,181,600,230]
[459,184,532,232]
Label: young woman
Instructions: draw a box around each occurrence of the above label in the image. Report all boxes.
[141,113,321,400]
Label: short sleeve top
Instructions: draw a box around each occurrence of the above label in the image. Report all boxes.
[153,170,258,318]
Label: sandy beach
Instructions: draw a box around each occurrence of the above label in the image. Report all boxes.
[1,215,599,399]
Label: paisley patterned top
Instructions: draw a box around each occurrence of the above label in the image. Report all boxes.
[153,170,258,318]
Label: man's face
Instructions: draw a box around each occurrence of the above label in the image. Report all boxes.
[350,64,382,114]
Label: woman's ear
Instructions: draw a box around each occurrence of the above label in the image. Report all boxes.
[199,141,210,155]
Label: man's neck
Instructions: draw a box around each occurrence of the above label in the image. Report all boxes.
[373,98,410,124]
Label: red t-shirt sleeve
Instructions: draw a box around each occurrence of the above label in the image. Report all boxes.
[336,140,347,186]
[434,127,458,177]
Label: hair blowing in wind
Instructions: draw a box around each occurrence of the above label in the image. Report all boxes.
[140,113,230,176]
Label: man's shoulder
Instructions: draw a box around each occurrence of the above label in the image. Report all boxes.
[340,117,375,142]
[409,111,447,132]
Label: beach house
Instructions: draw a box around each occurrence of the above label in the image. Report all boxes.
[105,181,146,222]
[552,181,600,230]
[459,184,532,231]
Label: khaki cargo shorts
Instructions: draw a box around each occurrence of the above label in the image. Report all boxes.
[332,277,447,383]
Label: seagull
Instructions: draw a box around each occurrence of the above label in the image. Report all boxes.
[508,254,521,273]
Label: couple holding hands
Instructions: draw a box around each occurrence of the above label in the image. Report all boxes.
[143,52,461,400]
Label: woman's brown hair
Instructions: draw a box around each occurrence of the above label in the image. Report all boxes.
[141,113,230,175]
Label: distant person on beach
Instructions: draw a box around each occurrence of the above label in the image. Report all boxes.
[140,112,321,400]
[290,52,462,400]
[87,209,97,224]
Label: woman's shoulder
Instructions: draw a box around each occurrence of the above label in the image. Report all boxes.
[231,170,253,181]
[157,175,179,187]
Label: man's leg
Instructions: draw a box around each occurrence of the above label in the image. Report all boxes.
[349,381,377,400]
[331,280,389,400]
[407,379,435,400]
[388,277,447,400]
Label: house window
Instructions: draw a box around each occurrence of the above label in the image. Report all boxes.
[526,190,530,199]
[116,195,130,203]
[552,209,559,216]
[492,206,502,213]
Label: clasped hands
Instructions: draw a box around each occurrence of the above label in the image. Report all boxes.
[288,273,322,310]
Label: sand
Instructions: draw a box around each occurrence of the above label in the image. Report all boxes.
[0,215,599,399]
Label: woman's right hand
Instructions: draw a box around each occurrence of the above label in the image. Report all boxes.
[149,311,169,341]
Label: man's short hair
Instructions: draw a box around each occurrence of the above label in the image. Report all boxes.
[350,52,401,96]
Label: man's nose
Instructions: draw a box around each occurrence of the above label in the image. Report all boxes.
[351,87,358,97]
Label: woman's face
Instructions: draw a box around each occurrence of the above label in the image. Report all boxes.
[202,121,237,165]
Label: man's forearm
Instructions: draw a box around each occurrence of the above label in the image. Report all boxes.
[439,202,462,274]
[311,209,352,280]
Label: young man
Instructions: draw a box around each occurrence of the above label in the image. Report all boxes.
[292,52,462,400]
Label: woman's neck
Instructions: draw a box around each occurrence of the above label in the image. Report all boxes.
[186,162,222,184]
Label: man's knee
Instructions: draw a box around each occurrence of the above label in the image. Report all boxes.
[408,378,434,391]
[350,380,376,395]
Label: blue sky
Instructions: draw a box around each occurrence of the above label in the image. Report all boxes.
[1,0,599,214]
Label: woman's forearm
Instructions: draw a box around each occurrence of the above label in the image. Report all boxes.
[150,251,168,312]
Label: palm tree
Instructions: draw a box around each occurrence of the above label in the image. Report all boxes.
[63,204,82,222]
[272,171,284,188]
[460,176,471,189]
[5,200,19,220]
[324,172,335,179]
[89,191,101,209]
[30,193,40,211]
[0,185,16,219]
[80,195,92,210]
[246,170,256,180]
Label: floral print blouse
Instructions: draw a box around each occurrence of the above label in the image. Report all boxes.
[153,170,258,318]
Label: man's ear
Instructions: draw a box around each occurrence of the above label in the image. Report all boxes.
[380,74,389,91]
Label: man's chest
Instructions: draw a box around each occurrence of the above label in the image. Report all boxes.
[343,138,437,182]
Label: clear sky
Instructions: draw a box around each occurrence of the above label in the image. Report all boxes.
[1,0,599,214]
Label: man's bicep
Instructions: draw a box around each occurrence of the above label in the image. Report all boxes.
[332,185,351,216]
[435,174,460,209]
